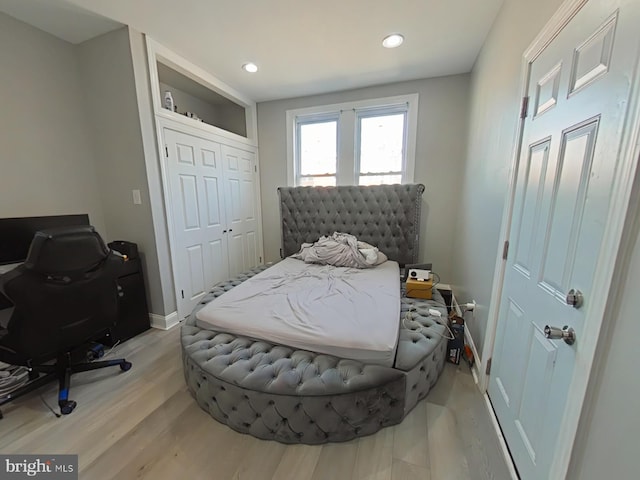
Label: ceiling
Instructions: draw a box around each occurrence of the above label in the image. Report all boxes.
[0,0,122,45]
[0,0,504,102]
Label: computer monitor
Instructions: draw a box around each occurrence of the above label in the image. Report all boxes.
[0,214,90,265]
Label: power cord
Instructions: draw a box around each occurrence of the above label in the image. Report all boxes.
[431,271,440,289]
[0,365,62,419]
[102,340,121,359]
[444,302,475,314]
[404,268,476,314]
[38,339,121,419]
[37,340,122,419]
[0,365,29,396]
[401,305,455,340]
[40,395,61,418]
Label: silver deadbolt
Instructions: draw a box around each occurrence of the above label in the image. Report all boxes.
[544,325,576,345]
[565,289,584,309]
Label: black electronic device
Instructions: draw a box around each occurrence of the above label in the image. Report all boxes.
[0,214,90,311]
[0,214,89,265]
[447,314,465,365]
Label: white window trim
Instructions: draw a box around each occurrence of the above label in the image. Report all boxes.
[286,94,419,186]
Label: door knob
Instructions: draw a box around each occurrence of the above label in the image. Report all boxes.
[544,325,576,345]
[565,289,583,309]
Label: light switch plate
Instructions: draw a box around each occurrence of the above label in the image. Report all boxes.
[132,189,142,205]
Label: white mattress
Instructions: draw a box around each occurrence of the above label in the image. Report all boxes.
[195,258,401,367]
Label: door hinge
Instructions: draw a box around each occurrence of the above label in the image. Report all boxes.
[165,145,169,157]
[502,240,510,260]
[520,96,529,119]
[181,289,184,299]
[279,248,283,258]
[254,165,257,173]
[486,357,492,376]
[259,256,262,263]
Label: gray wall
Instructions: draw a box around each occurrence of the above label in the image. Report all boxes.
[451,0,564,353]
[159,81,219,122]
[0,12,105,233]
[78,27,164,316]
[0,14,170,316]
[128,29,177,316]
[257,76,470,281]
[567,201,640,479]
[158,82,247,137]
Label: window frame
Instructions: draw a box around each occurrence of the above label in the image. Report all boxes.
[294,112,340,187]
[286,94,418,186]
[355,105,409,185]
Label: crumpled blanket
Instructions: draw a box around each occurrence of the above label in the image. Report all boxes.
[291,232,388,268]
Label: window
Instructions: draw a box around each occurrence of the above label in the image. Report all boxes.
[287,94,418,186]
[356,108,406,185]
[296,116,338,186]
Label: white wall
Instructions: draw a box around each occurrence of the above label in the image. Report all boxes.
[78,27,165,316]
[0,12,105,233]
[451,0,565,354]
[257,76,470,281]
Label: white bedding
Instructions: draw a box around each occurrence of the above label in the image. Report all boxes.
[195,257,401,367]
[292,232,388,268]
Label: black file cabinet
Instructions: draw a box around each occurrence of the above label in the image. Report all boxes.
[102,256,150,346]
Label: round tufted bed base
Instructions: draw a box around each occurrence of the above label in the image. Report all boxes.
[181,264,449,444]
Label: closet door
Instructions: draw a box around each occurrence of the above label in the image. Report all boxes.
[164,128,230,317]
[221,144,260,276]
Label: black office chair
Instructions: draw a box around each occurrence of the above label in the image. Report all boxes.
[0,226,131,417]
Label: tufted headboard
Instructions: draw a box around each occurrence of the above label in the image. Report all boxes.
[278,184,425,266]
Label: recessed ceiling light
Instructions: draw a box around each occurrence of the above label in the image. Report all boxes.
[382,34,404,48]
[242,62,258,73]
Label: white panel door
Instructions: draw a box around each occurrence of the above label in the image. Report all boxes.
[164,128,230,318]
[221,144,260,276]
[488,1,639,478]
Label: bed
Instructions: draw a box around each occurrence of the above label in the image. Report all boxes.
[181,184,449,443]
[195,258,402,367]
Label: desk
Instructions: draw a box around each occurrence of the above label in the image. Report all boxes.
[0,259,149,344]
[0,307,12,329]
[0,263,21,275]
[0,263,20,318]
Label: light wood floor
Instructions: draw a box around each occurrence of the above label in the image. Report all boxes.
[0,326,511,480]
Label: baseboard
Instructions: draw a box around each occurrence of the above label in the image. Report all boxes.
[149,311,180,330]
[484,393,519,480]
[464,323,482,385]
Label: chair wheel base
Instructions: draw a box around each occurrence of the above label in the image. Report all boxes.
[60,400,77,415]
[120,361,132,372]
